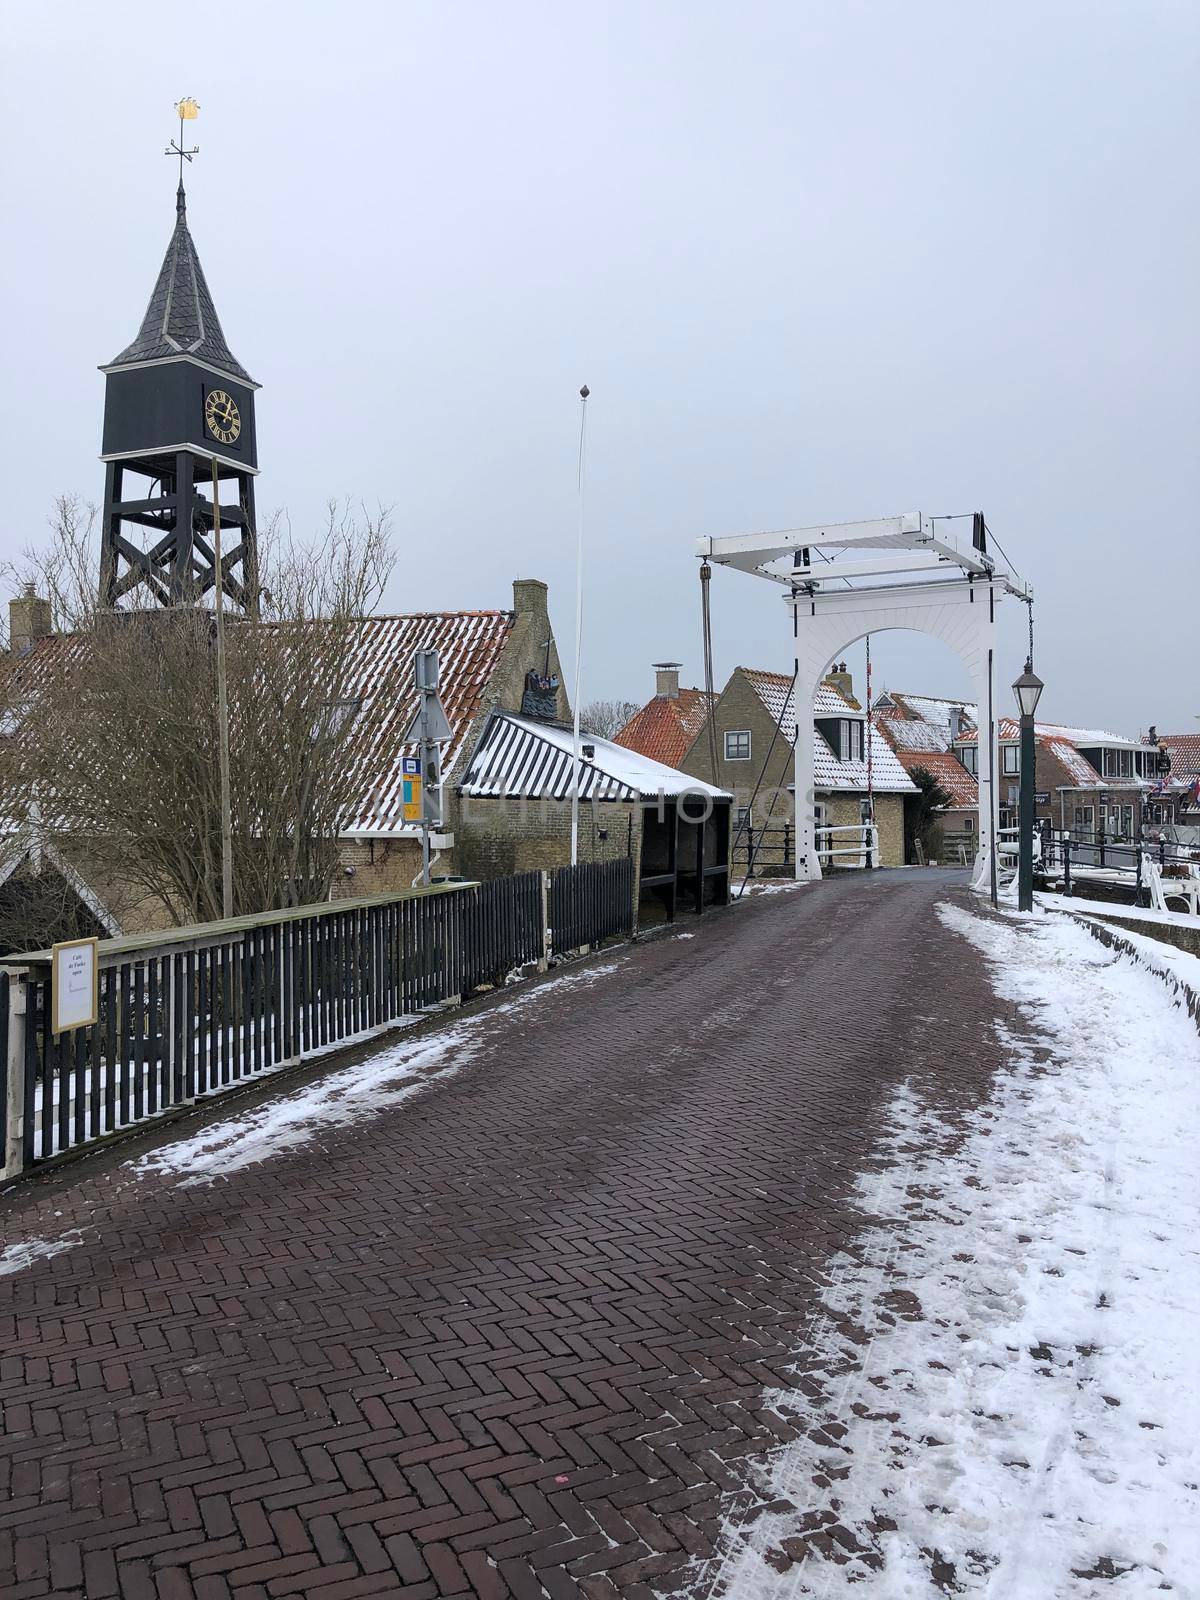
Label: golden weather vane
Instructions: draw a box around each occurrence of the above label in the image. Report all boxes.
[165,97,200,187]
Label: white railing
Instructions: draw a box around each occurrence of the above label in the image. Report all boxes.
[816,822,880,870]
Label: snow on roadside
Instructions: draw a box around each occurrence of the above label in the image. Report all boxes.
[714,903,1200,1598]
[134,956,627,1186]
[0,1230,85,1277]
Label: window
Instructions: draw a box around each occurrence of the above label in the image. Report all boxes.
[1002,745,1019,775]
[735,806,751,827]
[1074,805,1094,832]
[724,729,751,761]
[850,721,864,761]
[964,815,974,832]
[956,744,977,776]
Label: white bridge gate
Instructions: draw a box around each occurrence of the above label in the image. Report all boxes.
[698,511,1032,894]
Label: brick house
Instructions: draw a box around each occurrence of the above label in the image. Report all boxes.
[952,719,1163,840]
[617,662,915,871]
[1147,732,1200,832]
[612,664,714,769]
[334,577,574,894]
[873,691,979,860]
[2,579,728,941]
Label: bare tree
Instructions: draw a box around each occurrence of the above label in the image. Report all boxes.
[579,698,640,740]
[0,497,400,936]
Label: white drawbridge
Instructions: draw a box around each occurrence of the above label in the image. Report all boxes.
[697,512,1032,896]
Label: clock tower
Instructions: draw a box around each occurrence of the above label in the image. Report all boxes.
[98,178,259,610]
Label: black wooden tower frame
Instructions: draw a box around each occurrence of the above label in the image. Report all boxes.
[99,449,258,610]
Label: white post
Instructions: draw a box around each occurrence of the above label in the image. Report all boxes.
[3,969,29,1179]
[970,605,998,896]
[791,597,822,882]
[570,386,589,867]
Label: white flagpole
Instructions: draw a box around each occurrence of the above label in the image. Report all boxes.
[570,385,590,867]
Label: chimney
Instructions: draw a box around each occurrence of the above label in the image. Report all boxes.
[512,578,548,618]
[654,661,681,699]
[948,706,963,741]
[825,661,853,701]
[9,584,52,654]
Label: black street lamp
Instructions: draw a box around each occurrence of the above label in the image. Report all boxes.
[1012,661,1045,910]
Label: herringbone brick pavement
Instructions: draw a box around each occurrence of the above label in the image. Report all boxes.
[0,872,1006,1598]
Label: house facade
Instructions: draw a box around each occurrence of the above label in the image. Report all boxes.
[618,662,915,872]
[4,578,718,944]
[954,719,1162,841]
[873,691,980,861]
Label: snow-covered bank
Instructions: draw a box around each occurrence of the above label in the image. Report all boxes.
[714,903,1200,1598]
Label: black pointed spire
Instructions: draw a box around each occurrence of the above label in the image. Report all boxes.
[107,186,253,383]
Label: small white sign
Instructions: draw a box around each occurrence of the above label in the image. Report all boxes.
[52,937,99,1035]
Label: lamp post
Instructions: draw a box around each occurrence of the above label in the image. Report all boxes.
[1012,661,1044,911]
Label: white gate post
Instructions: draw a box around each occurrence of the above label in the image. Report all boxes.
[791,598,821,883]
[3,968,29,1180]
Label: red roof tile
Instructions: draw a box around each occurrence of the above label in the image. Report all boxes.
[894,749,978,808]
[1158,733,1200,776]
[613,688,714,768]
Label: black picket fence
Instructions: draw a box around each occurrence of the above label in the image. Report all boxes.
[2,860,630,1172]
[548,857,634,956]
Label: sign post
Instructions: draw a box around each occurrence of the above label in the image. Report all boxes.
[403,650,452,885]
[51,937,99,1035]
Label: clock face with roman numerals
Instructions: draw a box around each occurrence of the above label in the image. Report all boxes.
[204,388,241,445]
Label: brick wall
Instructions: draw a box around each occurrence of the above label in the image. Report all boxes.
[454,795,642,880]
[454,794,643,926]
[334,836,424,897]
[821,792,904,869]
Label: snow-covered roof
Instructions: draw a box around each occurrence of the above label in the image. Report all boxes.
[876,691,978,737]
[738,668,915,794]
[815,725,918,795]
[741,668,861,747]
[4,607,519,839]
[1043,738,1105,788]
[881,718,951,755]
[459,712,729,802]
[1037,721,1142,749]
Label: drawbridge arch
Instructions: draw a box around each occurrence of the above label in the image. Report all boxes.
[790,576,1000,889]
[698,512,1031,896]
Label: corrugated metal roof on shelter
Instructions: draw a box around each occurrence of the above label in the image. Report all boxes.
[460,713,729,802]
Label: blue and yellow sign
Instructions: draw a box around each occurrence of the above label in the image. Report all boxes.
[402,756,422,823]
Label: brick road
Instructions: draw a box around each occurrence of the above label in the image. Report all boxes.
[0,871,1010,1600]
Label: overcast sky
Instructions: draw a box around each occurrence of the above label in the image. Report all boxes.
[2,1,1196,731]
